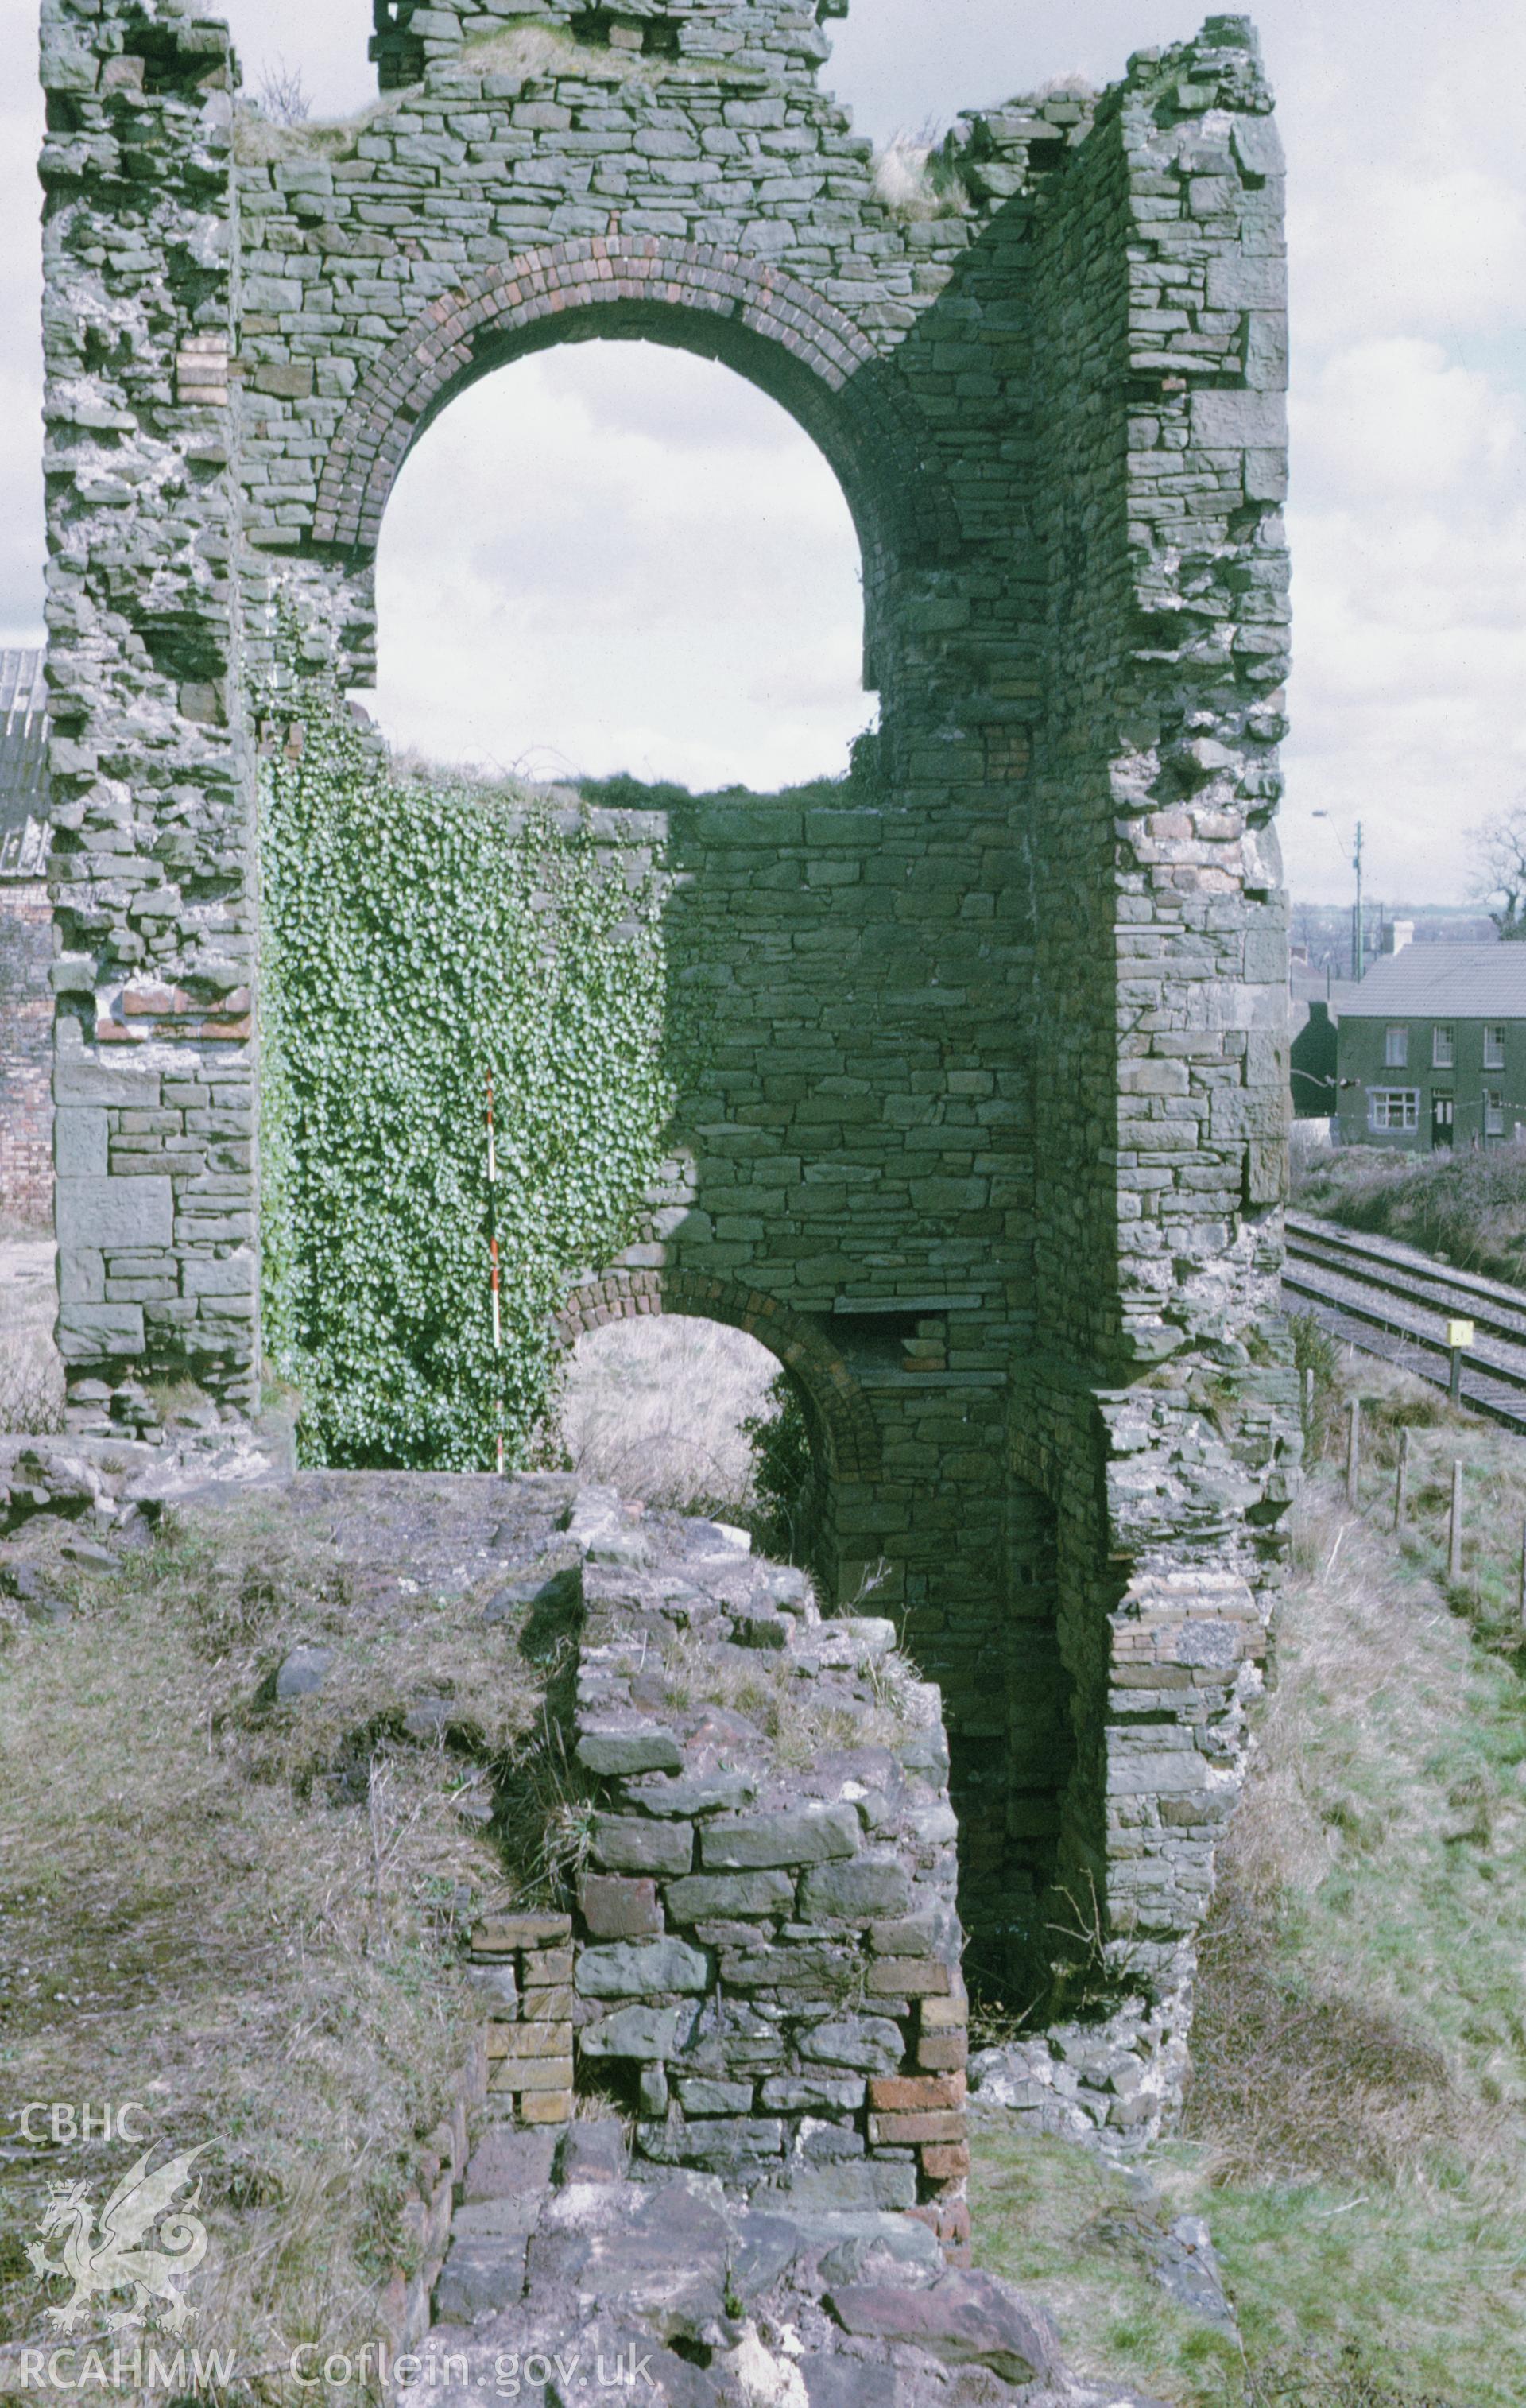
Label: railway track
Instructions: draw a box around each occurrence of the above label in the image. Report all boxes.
[1283,1210,1526,1436]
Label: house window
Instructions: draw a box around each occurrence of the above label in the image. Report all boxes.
[1485,1091,1505,1137]
[1385,1024,1408,1068]
[1485,1026,1506,1070]
[1368,1089,1419,1132]
[1432,1026,1454,1069]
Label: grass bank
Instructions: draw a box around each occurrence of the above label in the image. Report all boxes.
[974,1344,1526,2406]
[0,1480,560,2400]
[1292,1134,1526,1290]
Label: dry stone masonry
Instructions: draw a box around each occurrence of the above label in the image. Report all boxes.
[422,1487,1176,2405]
[526,1489,970,2250]
[37,0,1295,2096]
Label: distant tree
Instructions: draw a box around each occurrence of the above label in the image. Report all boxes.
[1468,801,1526,940]
[258,59,311,126]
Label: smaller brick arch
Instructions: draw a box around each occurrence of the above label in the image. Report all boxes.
[556,1266,881,1483]
[310,234,958,575]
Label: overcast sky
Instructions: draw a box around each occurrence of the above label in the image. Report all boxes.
[2,2,1524,905]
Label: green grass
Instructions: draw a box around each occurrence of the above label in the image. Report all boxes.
[970,2127,1244,2406]
[974,1351,1526,2408]
[1204,2177,1526,2403]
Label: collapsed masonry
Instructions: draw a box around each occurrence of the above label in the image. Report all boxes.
[478,1486,972,2251]
[37,0,1296,2092]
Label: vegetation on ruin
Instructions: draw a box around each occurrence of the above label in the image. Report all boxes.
[0,1227,64,1435]
[973,1344,1526,2406]
[870,130,972,223]
[258,687,672,1472]
[1292,1130,1526,1292]
[560,1313,774,1522]
[0,1490,543,2398]
[232,20,693,165]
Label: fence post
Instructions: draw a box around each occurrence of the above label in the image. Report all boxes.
[1302,1367,1315,1433]
[1448,1458,1464,1582]
[1346,1398,1361,1508]
[1394,1427,1409,1531]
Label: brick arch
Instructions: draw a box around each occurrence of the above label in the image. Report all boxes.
[556,1266,881,1484]
[310,234,958,577]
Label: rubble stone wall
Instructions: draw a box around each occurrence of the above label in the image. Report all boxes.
[0,885,53,1220]
[468,1487,974,2254]
[37,0,1295,2075]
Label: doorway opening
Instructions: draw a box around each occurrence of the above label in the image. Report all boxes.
[559,1313,819,1565]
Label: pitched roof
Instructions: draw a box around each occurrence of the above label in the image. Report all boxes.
[1340,944,1526,1018]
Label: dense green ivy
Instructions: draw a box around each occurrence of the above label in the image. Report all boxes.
[259,688,671,1471]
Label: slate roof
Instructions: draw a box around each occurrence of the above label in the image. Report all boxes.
[1340,944,1526,1018]
[0,650,49,879]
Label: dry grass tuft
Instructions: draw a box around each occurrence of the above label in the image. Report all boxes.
[461,23,681,86]
[0,1487,553,2398]
[872,131,971,223]
[560,1315,777,1522]
[1187,1859,1460,2185]
[1186,1474,1524,2191]
[1174,1441,1526,2402]
[0,1235,64,1434]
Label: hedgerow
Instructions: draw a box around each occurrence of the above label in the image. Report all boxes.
[258,686,671,1470]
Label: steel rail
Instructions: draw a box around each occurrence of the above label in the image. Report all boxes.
[1281,1212,1526,1433]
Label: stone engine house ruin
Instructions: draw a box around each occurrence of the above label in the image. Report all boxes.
[37,0,1295,2037]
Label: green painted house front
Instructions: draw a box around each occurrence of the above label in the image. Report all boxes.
[1336,945,1526,1152]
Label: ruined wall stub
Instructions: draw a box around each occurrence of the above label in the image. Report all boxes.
[38,0,1296,2055]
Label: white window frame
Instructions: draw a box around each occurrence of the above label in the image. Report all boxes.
[1432,1025,1454,1069]
[1485,1090,1505,1138]
[1485,1025,1507,1071]
[1368,1088,1419,1133]
[1385,1023,1408,1068]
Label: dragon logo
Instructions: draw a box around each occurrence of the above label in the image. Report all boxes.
[26,2147,209,2335]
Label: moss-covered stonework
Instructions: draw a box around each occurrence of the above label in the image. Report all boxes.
[37,0,1295,2076]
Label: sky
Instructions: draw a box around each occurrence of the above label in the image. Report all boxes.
[2,2,1524,905]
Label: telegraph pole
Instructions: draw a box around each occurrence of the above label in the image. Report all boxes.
[1350,820,1365,979]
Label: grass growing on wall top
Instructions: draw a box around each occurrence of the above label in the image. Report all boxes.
[259,693,672,1471]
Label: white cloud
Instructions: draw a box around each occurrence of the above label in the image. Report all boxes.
[374,346,867,792]
[0,61,45,646]
[1292,338,1522,501]
[1284,337,1526,902]
[1292,168,1526,354]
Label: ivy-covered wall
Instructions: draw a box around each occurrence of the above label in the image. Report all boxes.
[259,693,671,1470]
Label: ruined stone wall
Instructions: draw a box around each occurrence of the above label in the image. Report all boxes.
[1017,24,1294,2030]
[40,1,255,1421]
[0,886,54,1221]
[469,1487,973,2255]
[37,0,1294,2068]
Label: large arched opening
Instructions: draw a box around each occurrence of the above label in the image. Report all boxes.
[370,335,867,789]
